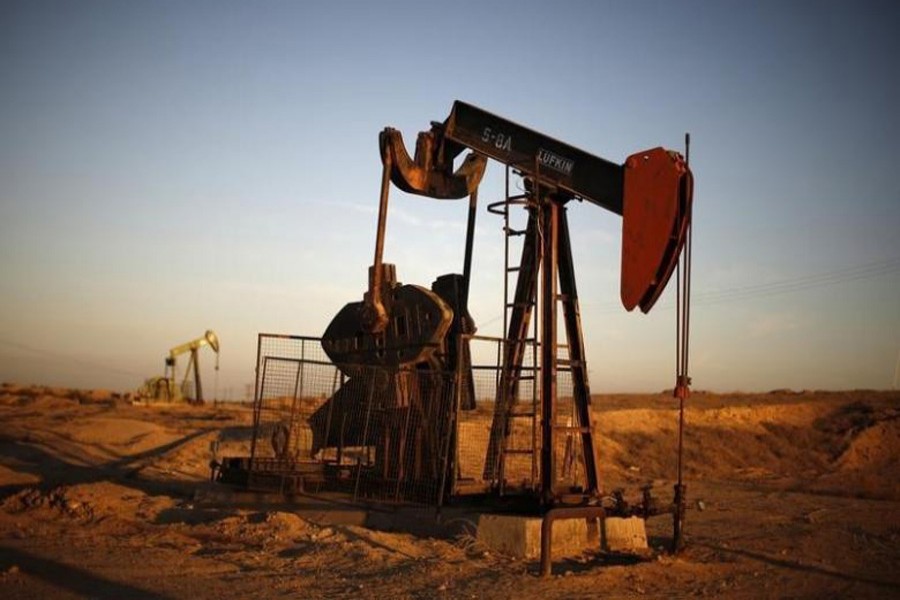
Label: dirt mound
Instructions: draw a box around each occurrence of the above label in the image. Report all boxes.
[212,511,321,545]
[591,394,900,500]
[811,409,900,500]
[596,402,833,483]
[836,419,900,471]
[0,383,125,408]
[2,482,177,525]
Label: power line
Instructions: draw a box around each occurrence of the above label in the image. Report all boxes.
[476,257,900,324]
[581,256,900,314]
[691,257,900,304]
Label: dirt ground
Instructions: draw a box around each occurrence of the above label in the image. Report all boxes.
[0,383,898,599]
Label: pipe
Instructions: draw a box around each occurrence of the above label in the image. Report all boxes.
[540,506,606,577]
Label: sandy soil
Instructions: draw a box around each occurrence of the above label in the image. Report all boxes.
[0,383,898,599]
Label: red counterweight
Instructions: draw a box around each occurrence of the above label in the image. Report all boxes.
[620,147,693,313]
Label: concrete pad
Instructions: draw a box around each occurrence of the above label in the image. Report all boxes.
[475,514,595,559]
[200,484,650,559]
[602,516,649,554]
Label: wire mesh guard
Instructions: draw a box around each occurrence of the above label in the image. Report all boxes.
[241,334,588,505]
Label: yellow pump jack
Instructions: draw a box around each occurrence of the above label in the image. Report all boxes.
[136,330,220,404]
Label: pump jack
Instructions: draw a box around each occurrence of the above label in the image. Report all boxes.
[137,330,220,404]
[222,101,694,573]
[321,101,692,508]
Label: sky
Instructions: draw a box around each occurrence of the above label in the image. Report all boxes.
[1,0,898,397]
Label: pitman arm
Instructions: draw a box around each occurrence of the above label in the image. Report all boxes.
[360,124,487,333]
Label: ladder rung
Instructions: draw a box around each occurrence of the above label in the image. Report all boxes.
[507,266,521,273]
[509,411,535,418]
[557,359,583,367]
[506,302,535,309]
[501,366,537,373]
[506,228,527,237]
[554,426,591,433]
[503,449,534,455]
[501,338,537,346]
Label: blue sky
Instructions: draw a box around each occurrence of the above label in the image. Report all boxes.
[1,0,898,396]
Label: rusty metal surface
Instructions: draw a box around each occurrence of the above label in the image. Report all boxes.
[620,147,693,313]
[323,270,452,370]
[380,126,486,199]
[431,273,477,410]
[481,185,601,504]
[362,123,485,338]
[556,207,600,496]
[539,197,560,504]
